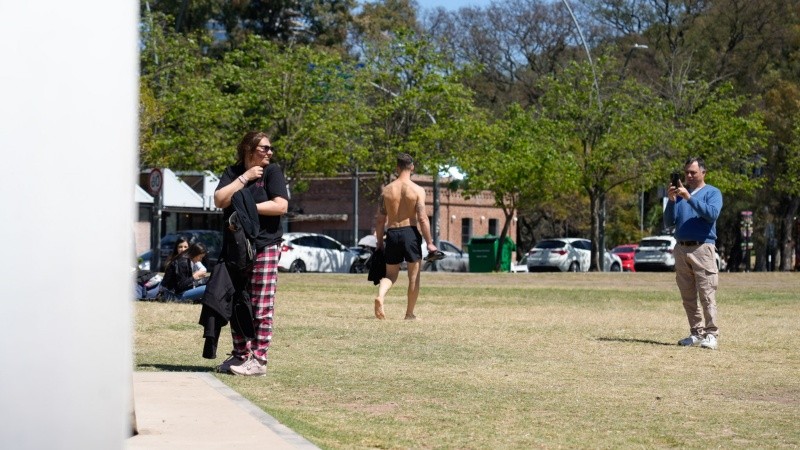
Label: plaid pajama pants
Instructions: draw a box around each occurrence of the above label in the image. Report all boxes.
[231,244,280,364]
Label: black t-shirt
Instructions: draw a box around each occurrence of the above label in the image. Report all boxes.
[216,163,289,249]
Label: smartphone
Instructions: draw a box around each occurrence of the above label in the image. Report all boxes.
[670,172,681,188]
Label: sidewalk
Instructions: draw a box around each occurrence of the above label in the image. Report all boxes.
[127,372,320,450]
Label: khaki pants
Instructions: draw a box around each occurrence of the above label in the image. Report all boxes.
[674,243,719,337]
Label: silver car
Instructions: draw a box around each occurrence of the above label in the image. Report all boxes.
[634,235,721,271]
[527,238,622,272]
[420,240,469,272]
[633,236,677,272]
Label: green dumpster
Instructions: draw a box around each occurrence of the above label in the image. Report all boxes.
[468,235,515,272]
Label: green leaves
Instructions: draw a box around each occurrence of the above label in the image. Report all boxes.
[672,83,768,194]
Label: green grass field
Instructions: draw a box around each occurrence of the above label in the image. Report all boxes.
[135,272,800,449]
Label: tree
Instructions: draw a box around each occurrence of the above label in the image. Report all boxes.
[142,0,356,49]
[139,12,238,170]
[538,55,673,270]
[358,31,483,242]
[140,15,372,184]
[460,104,574,269]
[360,32,480,178]
[423,0,577,112]
[213,36,371,184]
[758,79,800,270]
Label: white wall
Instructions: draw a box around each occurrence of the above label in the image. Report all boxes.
[0,1,138,448]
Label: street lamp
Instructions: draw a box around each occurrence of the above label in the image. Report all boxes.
[561,0,600,107]
[561,0,607,269]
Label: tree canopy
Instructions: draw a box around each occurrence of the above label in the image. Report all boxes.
[138,0,800,270]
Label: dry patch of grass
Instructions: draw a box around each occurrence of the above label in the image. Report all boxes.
[135,272,800,449]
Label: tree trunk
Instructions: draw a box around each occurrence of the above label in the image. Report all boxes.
[779,196,799,271]
[589,190,602,272]
[494,209,516,271]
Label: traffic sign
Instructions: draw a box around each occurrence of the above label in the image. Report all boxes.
[148,168,163,195]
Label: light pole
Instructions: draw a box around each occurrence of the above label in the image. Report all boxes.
[561,0,600,106]
[561,0,606,269]
[561,0,650,270]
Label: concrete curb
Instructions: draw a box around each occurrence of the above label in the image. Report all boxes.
[127,372,320,449]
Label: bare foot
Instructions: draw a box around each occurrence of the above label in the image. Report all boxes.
[404,314,417,320]
[374,298,386,320]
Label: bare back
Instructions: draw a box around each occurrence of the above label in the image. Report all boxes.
[380,178,425,229]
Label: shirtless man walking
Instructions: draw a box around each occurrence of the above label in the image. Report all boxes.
[374,153,438,320]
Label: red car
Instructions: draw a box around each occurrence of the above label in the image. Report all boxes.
[611,244,639,272]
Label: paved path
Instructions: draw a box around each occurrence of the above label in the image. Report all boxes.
[127,372,320,449]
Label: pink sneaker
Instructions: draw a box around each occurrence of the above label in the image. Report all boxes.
[230,357,267,377]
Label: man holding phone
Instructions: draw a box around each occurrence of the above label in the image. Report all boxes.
[664,157,723,350]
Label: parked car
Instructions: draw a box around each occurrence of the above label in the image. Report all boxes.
[510,255,529,273]
[279,232,361,273]
[634,236,676,271]
[526,238,622,272]
[138,230,222,272]
[158,230,223,271]
[611,244,639,272]
[397,240,469,272]
[422,240,469,272]
[635,236,723,272]
[138,250,153,270]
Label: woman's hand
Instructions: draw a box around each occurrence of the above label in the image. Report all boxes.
[243,165,264,182]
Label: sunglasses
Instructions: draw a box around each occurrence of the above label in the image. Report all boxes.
[256,144,274,152]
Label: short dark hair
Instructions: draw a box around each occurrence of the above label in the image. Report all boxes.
[684,157,706,172]
[397,153,414,170]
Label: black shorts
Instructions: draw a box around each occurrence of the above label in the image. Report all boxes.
[384,226,423,265]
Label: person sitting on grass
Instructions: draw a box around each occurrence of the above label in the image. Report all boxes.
[158,242,209,303]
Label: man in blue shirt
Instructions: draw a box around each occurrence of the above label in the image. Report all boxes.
[664,157,723,350]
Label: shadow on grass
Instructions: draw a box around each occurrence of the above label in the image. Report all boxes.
[596,337,676,346]
[137,364,216,372]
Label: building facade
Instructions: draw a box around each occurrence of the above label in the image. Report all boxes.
[136,170,518,255]
[287,174,517,251]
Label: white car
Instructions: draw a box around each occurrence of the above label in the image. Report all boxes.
[279,232,361,273]
[526,238,622,272]
[510,255,529,273]
[634,235,721,271]
[633,235,677,272]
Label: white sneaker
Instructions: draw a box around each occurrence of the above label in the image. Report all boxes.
[700,334,718,350]
[678,335,702,346]
[230,357,267,377]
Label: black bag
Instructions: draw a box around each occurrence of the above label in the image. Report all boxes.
[230,290,256,339]
[225,211,256,272]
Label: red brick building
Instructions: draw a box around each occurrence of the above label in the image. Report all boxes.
[287,174,517,251]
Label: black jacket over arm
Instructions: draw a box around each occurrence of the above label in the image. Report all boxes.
[198,188,259,359]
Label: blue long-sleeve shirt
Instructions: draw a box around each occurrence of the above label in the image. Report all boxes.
[663,184,723,244]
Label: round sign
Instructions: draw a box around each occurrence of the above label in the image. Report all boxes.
[148,169,163,195]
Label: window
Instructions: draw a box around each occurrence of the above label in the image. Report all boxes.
[441,241,461,254]
[461,218,472,247]
[316,235,342,250]
[488,218,498,236]
[573,240,592,251]
[294,236,317,247]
